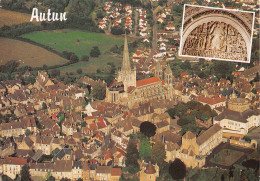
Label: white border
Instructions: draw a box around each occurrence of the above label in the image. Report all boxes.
[179,4,255,63]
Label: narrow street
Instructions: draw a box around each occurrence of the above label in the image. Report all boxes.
[134,10,138,37]
[144,6,163,68]
[104,19,112,35]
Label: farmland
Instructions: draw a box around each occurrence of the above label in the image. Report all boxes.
[21,29,126,73]
[0,9,37,28]
[0,38,68,67]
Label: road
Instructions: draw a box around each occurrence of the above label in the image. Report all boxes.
[104,19,112,35]
[144,6,163,68]
[134,10,138,37]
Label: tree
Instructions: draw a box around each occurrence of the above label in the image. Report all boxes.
[102,64,114,74]
[21,164,32,181]
[70,53,79,63]
[25,129,32,136]
[169,158,186,180]
[212,61,235,79]
[0,60,20,73]
[180,61,191,70]
[90,46,101,57]
[111,26,124,35]
[61,178,71,181]
[47,176,55,181]
[50,69,60,78]
[151,141,166,168]
[92,82,106,100]
[110,45,121,54]
[96,11,104,19]
[62,51,73,59]
[243,136,251,142]
[139,139,152,161]
[186,101,201,110]
[177,113,195,126]
[59,114,65,122]
[140,121,156,138]
[43,64,48,70]
[211,110,217,117]
[77,68,83,74]
[126,139,139,173]
[42,102,47,109]
[81,55,89,61]
[174,102,188,117]
[2,175,13,181]
[167,108,176,119]
[201,112,210,122]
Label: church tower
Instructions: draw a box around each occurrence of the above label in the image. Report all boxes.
[164,64,173,85]
[164,64,174,100]
[155,62,163,80]
[117,34,136,92]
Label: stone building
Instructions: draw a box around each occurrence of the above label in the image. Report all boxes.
[106,35,174,108]
[140,161,159,181]
[3,157,27,179]
[214,98,260,135]
[34,71,54,91]
[177,124,222,168]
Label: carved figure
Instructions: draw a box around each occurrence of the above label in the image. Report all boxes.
[209,22,224,50]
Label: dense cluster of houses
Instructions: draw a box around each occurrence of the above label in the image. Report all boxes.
[0,63,258,180]
[154,5,179,60]
[136,8,149,37]
[99,2,134,32]
[0,0,259,180]
[0,72,124,180]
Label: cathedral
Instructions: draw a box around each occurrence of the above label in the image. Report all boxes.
[106,35,174,108]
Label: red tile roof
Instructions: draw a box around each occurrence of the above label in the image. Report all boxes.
[52,113,57,119]
[198,95,226,105]
[97,105,105,111]
[89,123,97,130]
[97,119,107,129]
[105,149,112,160]
[136,77,160,87]
[89,159,98,164]
[127,86,135,93]
[116,153,122,159]
[136,50,141,55]
[5,157,27,165]
[182,72,189,76]
[232,71,241,76]
[111,168,122,176]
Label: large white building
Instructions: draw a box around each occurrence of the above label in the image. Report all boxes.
[214,98,260,135]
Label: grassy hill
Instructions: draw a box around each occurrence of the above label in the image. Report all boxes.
[0,37,68,67]
[21,29,126,73]
[0,9,38,28]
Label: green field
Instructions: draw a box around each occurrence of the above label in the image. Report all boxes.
[21,29,125,73]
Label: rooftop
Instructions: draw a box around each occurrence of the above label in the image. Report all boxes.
[136,77,160,87]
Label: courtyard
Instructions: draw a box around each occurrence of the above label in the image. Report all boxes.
[204,142,255,169]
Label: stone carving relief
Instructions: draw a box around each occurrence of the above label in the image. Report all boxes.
[183,21,247,61]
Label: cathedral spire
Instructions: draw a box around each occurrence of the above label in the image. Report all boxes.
[122,33,131,72]
[165,64,172,74]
